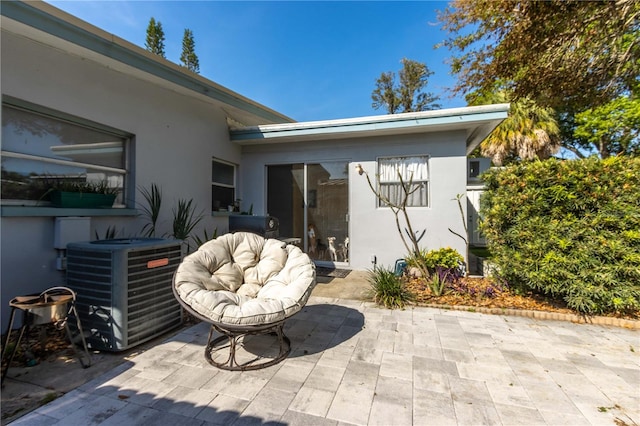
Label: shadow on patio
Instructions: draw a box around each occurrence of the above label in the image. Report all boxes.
[3,302,365,425]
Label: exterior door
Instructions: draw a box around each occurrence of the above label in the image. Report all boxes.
[267,162,349,265]
[267,164,303,239]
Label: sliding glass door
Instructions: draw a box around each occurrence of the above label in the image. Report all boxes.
[267,161,349,265]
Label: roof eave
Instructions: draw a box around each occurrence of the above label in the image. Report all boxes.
[1,0,293,126]
[231,104,510,147]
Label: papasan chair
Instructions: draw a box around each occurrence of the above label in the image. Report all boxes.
[173,232,316,371]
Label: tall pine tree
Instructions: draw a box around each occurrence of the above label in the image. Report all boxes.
[145,17,166,58]
[180,29,200,73]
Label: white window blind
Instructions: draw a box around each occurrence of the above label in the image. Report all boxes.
[378,156,429,207]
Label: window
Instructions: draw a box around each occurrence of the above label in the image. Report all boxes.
[378,156,429,207]
[469,160,480,178]
[212,158,236,211]
[1,100,130,207]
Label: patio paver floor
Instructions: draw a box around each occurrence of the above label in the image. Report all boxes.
[8,296,640,425]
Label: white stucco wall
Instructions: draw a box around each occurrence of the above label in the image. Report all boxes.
[1,30,235,329]
[240,131,469,270]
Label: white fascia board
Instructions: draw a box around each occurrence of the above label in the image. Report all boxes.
[231,104,510,146]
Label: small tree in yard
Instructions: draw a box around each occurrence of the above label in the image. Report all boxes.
[355,164,429,278]
[448,193,469,277]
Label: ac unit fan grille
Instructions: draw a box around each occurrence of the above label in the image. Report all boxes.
[66,240,183,351]
[125,246,182,346]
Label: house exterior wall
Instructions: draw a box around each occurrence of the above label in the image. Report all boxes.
[1,5,504,332]
[1,30,235,329]
[240,131,469,270]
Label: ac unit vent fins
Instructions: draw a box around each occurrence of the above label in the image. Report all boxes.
[66,238,184,351]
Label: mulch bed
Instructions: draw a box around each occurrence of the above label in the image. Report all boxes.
[405,276,639,320]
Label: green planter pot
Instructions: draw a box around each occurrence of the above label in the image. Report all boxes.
[50,190,116,208]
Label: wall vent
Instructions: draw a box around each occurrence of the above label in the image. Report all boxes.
[66,238,183,351]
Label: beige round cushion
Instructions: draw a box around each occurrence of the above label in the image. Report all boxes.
[174,232,316,326]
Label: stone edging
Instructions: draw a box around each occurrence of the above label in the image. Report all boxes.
[421,303,640,329]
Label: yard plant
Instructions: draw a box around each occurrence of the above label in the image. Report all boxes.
[481,157,640,316]
[406,247,465,296]
[417,247,465,273]
[139,183,205,251]
[172,198,204,252]
[139,183,162,237]
[368,266,413,309]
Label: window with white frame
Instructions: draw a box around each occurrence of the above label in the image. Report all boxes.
[211,158,236,211]
[1,99,130,206]
[377,156,429,207]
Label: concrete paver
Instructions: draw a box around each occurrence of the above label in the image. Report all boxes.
[4,273,640,425]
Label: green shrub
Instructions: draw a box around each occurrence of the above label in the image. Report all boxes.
[424,247,464,270]
[407,247,464,275]
[481,157,640,315]
[368,266,413,309]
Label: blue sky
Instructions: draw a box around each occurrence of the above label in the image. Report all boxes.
[46,1,465,122]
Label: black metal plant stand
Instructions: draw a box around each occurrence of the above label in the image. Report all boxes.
[1,287,91,385]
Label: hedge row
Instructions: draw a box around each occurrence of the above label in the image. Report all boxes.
[481,157,640,315]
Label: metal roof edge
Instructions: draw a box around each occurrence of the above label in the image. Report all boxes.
[232,104,509,134]
[231,104,510,143]
[1,0,293,124]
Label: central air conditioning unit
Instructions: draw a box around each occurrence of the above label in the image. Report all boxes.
[229,215,279,238]
[66,238,184,351]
